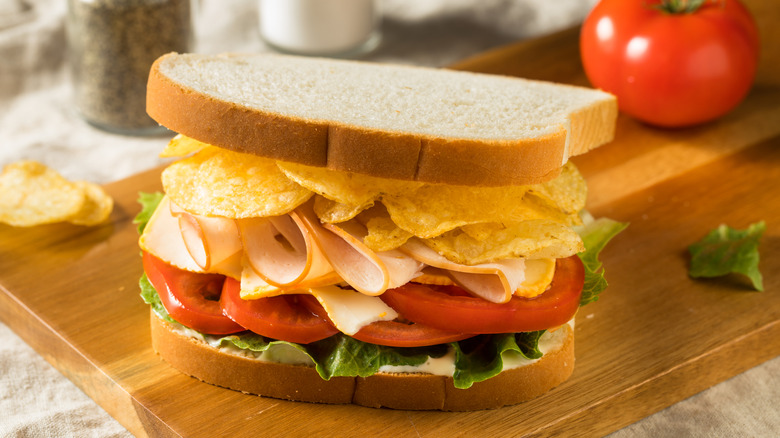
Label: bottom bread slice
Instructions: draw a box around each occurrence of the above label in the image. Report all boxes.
[150,310,575,411]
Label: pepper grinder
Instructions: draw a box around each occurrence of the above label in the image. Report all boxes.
[67,0,193,135]
[259,0,381,57]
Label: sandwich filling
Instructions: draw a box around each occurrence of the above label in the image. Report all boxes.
[137,135,625,388]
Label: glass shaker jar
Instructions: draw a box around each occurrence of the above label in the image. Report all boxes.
[67,0,193,135]
[259,0,381,57]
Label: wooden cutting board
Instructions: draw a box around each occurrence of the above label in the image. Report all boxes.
[2,9,779,437]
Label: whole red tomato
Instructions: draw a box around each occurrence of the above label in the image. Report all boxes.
[580,0,759,127]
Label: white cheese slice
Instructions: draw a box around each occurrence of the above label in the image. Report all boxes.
[307,285,398,335]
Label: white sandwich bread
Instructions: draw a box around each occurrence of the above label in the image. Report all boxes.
[136,52,621,410]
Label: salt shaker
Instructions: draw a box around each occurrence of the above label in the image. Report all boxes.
[67,0,193,135]
[259,0,380,57]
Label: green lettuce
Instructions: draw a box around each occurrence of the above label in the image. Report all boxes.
[688,222,765,291]
[575,215,629,306]
[306,335,448,379]
[133,191,164,233]
[139,273,177,324]
[452,331,543,388]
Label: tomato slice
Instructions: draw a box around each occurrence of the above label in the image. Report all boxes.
[220,277,339,344]
[295,294,473,347]
[142,251,244,335]
[380,256,585,334]
[351,321,473,348]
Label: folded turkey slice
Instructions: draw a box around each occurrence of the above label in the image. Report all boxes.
[238,212,333,287]
[240,255,341,299]
[401,238,526,304]
[140,196,242,279]
[297,202,423,296]
[169,201,242,271]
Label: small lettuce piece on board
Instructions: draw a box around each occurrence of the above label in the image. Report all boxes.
[688,221,765,291]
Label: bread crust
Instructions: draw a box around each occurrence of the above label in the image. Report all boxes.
[146,53,616,186]
[150,310,575,411]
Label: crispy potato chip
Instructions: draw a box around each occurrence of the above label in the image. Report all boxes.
[460,222,506,241]
[279,159,584,238]
[520,194,583,227]
[352,205,412,252]
[160,134,208,158]
[352,204,580,265]
[362,215,413,251]
[163,146,313,218]
[0,161,86,227]
[382,163,585,237]
[381,184,529,238]
[423,220,584,265]
[68,181,114,225]
[277,161,396,208]
[313,195,367,223]
[527,161,587,216]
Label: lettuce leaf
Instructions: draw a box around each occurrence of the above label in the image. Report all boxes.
[139,273,177,324]
[688,221,765,291]
[306,335,447,379]
[133,191,164,233]
[575,215,629,306]
[218,329,446,378]
[451,331,544,389]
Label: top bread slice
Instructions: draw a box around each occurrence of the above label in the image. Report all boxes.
[147,52,616,186]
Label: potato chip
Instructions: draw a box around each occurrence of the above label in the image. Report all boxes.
[0,161,113,227]
[381,184,526,238]
[350,203,580,265]
[277,161,387,208]
[68,181,114,225]
[0,161,86,227]
[521,193,583,227]
[313,195,367,223]
[460,222,506,241]
[527,161,587,216]
[277,158,585,239]
[162,146,313,218]
[423,220,584,265]
[159,134,208,158]
[382,163,585,237]
[362,215,413,251]
[349,205,411,252]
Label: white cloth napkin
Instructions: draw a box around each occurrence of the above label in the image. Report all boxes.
[1,0,777,436]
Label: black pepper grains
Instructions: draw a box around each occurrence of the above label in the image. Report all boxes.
[67,0,192,135]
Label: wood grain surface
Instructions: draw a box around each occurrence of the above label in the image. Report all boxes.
[1,3,779,435]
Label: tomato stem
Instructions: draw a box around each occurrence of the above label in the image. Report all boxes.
[658,0,709,13]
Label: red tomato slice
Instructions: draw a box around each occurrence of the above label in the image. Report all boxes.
[142,252,244,335]
[220,277,339,344]
[380,256,584,334]
[351,321,473,348]
[295,290,473,347]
